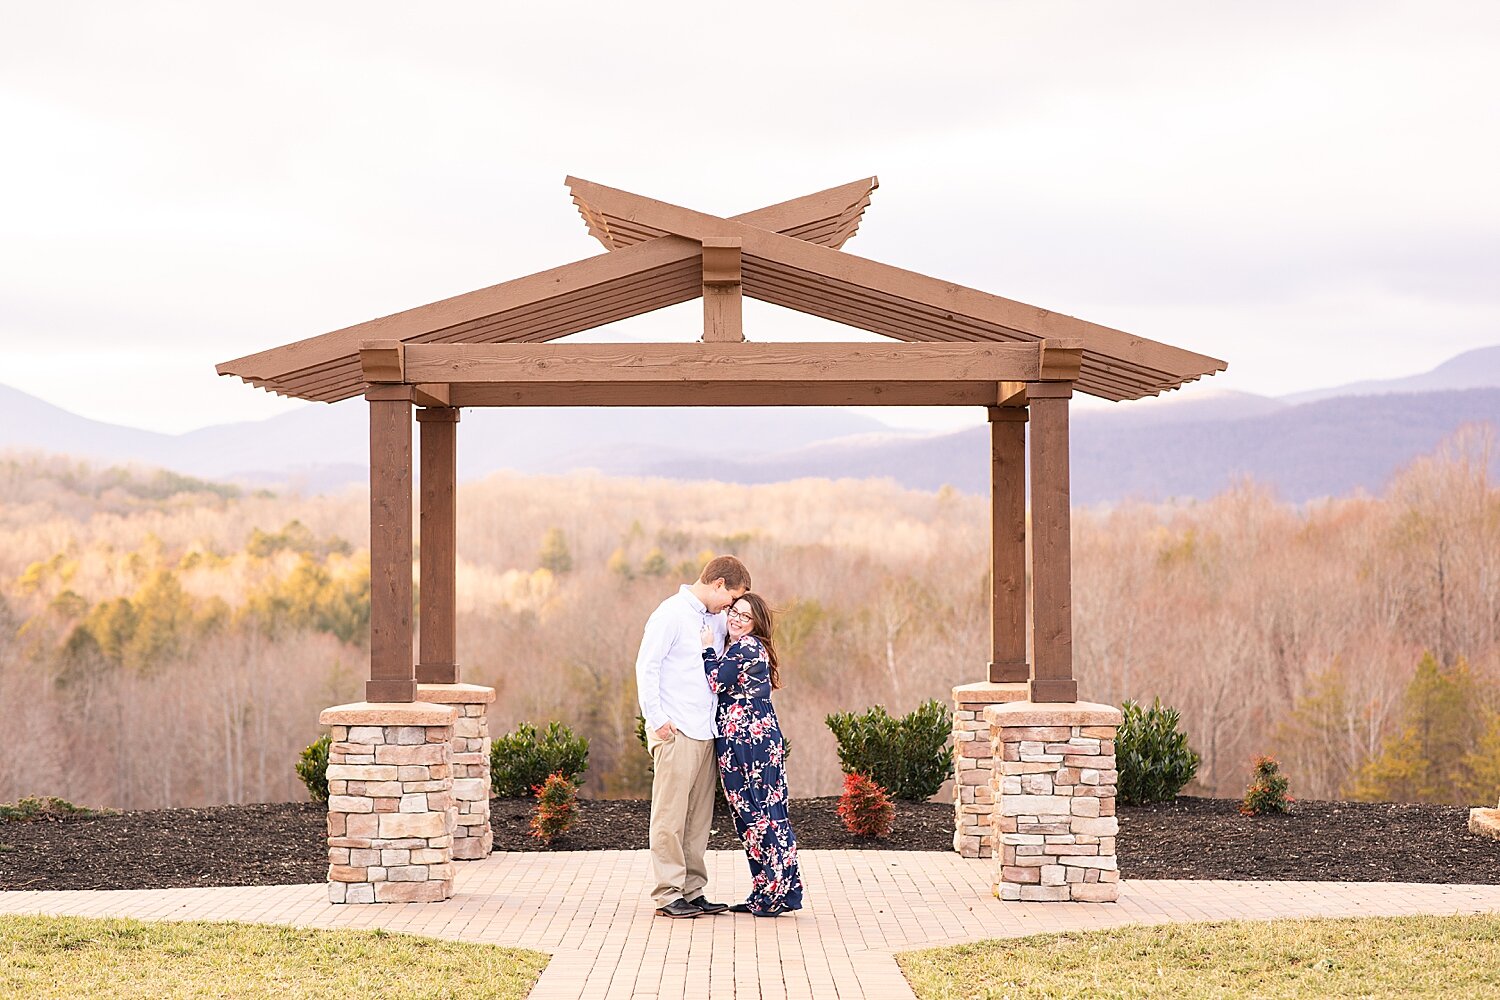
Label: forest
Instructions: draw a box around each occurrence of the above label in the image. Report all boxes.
[1,424,1497,811]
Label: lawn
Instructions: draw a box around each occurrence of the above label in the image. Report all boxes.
[897,914,1500,999]
[0,915,548,1000]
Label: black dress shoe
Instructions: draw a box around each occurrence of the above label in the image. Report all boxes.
[750,904,789,918]
[727,902,752,913]
[655,897,701,918]
[688,896,729,915]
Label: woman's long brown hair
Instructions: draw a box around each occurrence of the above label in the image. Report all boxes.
[737,592,782,690]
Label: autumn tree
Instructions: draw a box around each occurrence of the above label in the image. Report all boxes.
[539,528,573,574]
[1352,653,1492,804]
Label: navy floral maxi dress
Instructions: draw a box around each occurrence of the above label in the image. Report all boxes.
[703,635,804,913]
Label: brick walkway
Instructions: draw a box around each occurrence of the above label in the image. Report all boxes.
[4,851,1499,999]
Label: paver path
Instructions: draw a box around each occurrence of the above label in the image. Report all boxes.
[4,850,1500,999]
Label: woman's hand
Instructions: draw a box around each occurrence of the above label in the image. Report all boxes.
[699,624,715,647]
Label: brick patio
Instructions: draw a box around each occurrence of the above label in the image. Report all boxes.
[4,850,1499,999]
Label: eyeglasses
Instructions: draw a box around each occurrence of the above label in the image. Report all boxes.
[726,609,753,622]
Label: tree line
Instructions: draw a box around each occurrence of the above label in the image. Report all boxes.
[0,426,1496,809]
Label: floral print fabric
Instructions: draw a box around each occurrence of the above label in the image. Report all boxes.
[704,635,804,912]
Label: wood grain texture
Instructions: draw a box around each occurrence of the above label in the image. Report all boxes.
[218,176,1224,405]
[988,407,1028,684]
[416,407,459,685]
[572,176,878,251]
[702,284,743,343]
[219,180,878,387]
[402,342,1043,384]
[359,341,404,383]
[368,397,416,703]
[1027,393,1078,703]
[567,178,1227,387]
[446,380,1011,408]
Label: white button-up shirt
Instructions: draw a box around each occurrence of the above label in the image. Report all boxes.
[636,585,727,741]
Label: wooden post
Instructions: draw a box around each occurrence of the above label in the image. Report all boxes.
[416,407,460,685]
[361,341,417,704]
[987,404,1028,683]
[1026,381,1077,703]
[701,237,744,342]
[366,387,417,702]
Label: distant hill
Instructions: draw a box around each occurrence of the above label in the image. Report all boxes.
[3,344,1498,503]
[0,384,895,492]
[668,388,1500,504]
[1282,345,1500,404]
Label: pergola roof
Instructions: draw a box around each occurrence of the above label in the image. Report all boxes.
[216,178,1225,404]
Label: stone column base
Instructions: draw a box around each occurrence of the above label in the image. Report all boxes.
[319,701,459,904]
[1470,804,1500,840]
[952,682,1029,857]
[418,683,495,860]
[984,700,1123,902]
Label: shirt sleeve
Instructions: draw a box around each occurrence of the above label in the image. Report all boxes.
[635,608,676,732]
[703,636,752,694]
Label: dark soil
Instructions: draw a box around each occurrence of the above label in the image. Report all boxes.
[2,795,1495,892]
[1116,796,1500,882]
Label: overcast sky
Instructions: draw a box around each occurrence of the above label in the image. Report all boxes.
[2,1,1497,434]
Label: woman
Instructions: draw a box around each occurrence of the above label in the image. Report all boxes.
[699,592,803,916]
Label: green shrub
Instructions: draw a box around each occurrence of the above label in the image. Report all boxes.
[825,699,953,800]
[1241,755,1293,816]
[0,796,110,822]
[1117,698,1201,804]
[491,721,589,797]
[296,733,331,803]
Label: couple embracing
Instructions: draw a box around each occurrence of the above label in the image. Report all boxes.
[635,555,803,919]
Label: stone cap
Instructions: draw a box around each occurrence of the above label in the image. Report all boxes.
[982,700,1123,727]
[319,701,459,726]
[416,683,497,705]
[953,681,1029,703]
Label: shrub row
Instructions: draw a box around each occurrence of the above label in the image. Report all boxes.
[293,693,1291,828]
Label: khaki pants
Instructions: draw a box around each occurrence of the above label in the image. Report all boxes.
[646,728,718,907]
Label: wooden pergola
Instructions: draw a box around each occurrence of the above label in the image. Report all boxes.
[217,177,1225,705]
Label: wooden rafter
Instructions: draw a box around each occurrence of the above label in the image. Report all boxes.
[215,175,1226,404]
[565,177,1226,400]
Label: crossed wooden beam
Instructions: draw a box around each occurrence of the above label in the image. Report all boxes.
[216,176,1225,404]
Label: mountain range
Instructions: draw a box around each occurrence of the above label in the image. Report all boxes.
[2,345,1498,505]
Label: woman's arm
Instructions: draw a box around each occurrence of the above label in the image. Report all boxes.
[704,637,754,693]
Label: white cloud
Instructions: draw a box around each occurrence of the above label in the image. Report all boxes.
[1,0,1496,433]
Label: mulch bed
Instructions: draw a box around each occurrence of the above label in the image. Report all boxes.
[2,796,1496,891]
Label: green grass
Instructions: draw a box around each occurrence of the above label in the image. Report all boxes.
[0,915,548,1000]
[897,914,1500,999]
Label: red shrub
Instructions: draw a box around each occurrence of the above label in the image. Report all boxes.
[530,771,578,844]
[1240,755,1294,816]
[838,772,894,838]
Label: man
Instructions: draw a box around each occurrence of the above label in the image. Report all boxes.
[636,554,751,918]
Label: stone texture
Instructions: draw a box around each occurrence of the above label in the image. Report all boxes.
[319,702,459,727]
[951,681,1029,858]
[983,701,1124,728]
[1470,806,1500,841]
[989,701,1121,903]
[321,703,459,905]
[416,684,495,863]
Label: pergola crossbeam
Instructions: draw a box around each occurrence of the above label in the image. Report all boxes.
[392,342,1050,385]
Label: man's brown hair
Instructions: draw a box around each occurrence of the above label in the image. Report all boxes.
[699,555,751,591]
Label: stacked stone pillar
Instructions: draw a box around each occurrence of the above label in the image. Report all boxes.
[417,683,495,859]
[319,701,458,904]
[984,701,1123,902]
[952,682,1030,857]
